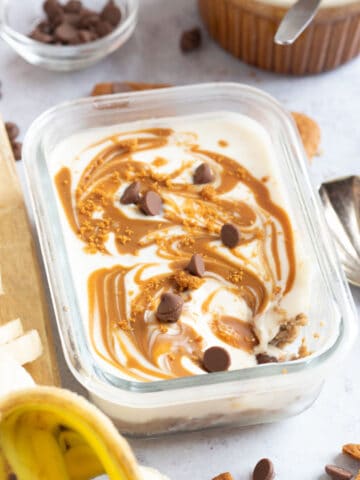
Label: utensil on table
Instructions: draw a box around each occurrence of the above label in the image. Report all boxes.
[319,176,360,287]
[274,0,321,45]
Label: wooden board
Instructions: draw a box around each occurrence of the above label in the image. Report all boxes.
[0,118,60,386]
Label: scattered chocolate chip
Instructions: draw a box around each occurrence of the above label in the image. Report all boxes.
[101,0,122,27]
[186,254,205,278]
[180,27,202,53]
[193,163,214,184]
[203,346,231,373]
[221,223,241,248]
[55,22,79,44]
[64,0,82,13]
[325,465,353,480]
[140,191,162,216]
[12,142,22,161]
[5,122,20,140]
[120,182,141,205]
[253,459,275,480]
[156,293,184,323]
[256,353,278,365]
[95,20,113,38]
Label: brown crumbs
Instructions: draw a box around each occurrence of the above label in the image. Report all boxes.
[218,140,228,148]
[174,271,203,291]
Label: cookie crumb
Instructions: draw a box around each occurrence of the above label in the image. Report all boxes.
[291,112,321,161]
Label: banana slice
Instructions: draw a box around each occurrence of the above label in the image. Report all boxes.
[0,387,142,480]
[140,466,171,480]
[0,330,42,365]
[0,319,24,346]
[0,353,35,396]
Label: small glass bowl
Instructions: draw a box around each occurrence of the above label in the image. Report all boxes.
[0,0,138,71]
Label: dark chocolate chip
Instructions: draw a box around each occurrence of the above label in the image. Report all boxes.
[220,223,241,248]
[156,293,184,323]
[140,191,162,216]
[63,13,82,27]
[256,353,278,365]
[64,0,82,13]
[30,28,54,43]
[78,29,96,43]
[95,20,113,37]
[325,465,353,480]
[55,22,79,44]
[78,13,100,29]
[253,459,275,480]
[203,346,230,373]
[193,163,214,184]
[44,0,63,21]
[101,0,122,27]
[180,27,202,53]
[120,182,141,205]
[5,122,19,140]
[12,142,22,161]
[38,20,53,34]
[186,254,205,278]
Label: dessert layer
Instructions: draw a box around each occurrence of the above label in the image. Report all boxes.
[51,112,311,382]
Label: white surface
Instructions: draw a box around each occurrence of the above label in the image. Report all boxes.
[0,0,359,478]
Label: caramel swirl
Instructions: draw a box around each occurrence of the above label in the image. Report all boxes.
[55,126,296,381]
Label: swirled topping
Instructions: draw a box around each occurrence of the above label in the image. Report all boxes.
[53,113,310,382]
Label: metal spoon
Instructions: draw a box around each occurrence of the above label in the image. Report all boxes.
[319,176,360,287]
[274,0,322,45]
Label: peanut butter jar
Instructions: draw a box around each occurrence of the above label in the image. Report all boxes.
[198,0,360,74]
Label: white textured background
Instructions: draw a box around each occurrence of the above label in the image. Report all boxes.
[1,0,360,478]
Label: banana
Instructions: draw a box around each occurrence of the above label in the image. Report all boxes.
[0,387,143,480]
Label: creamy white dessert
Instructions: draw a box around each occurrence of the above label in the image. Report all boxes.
[50,112,312,382]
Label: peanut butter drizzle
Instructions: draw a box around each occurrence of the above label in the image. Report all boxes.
[55,127,296,381]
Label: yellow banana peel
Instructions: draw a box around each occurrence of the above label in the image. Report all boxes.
[0,387,142,480]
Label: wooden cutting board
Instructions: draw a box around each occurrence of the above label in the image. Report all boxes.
[0,118,60,386]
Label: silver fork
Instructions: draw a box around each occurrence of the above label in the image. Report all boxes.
[319,175,360,287]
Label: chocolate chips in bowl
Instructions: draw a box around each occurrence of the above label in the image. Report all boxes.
[0,0,138,71]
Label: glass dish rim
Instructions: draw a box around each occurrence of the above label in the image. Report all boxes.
[0,0,139,56]
[23,82,358,399]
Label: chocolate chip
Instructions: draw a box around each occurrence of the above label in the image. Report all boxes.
[156,293,184,323]
[12,142,22,161]
[38,20,53,34]
[78,29,96,43]
[30,28,54,43]
[186,254,205,278]
[325,465,353,480]
[64,0,82,13]
[55,22,79,44]
[95,20,113,37]
[256,353,278,365]
[221,223,241,248]
[101,0,122,26]
[78,13,100,29]
[44,0,63,21]
[203,346,231,372]
[140,191,162,216]
[180,27,202,53]
[253,459,275,480]
[5,122,19,141]
[120,182,141,205]
[193,163,214,184]
[63,13,82,27]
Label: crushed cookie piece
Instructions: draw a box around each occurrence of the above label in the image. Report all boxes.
[271,313,308,348]
[174,271,203,291]
[200,185,217,200]
[212,474,234,480]
[218,140,228,148]
[343,444,360,460]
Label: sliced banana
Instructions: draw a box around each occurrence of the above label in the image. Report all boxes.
[0,319,24,346]
[0,329,42,365]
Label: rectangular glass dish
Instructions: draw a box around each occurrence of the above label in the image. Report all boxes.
[23,83,357,436]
